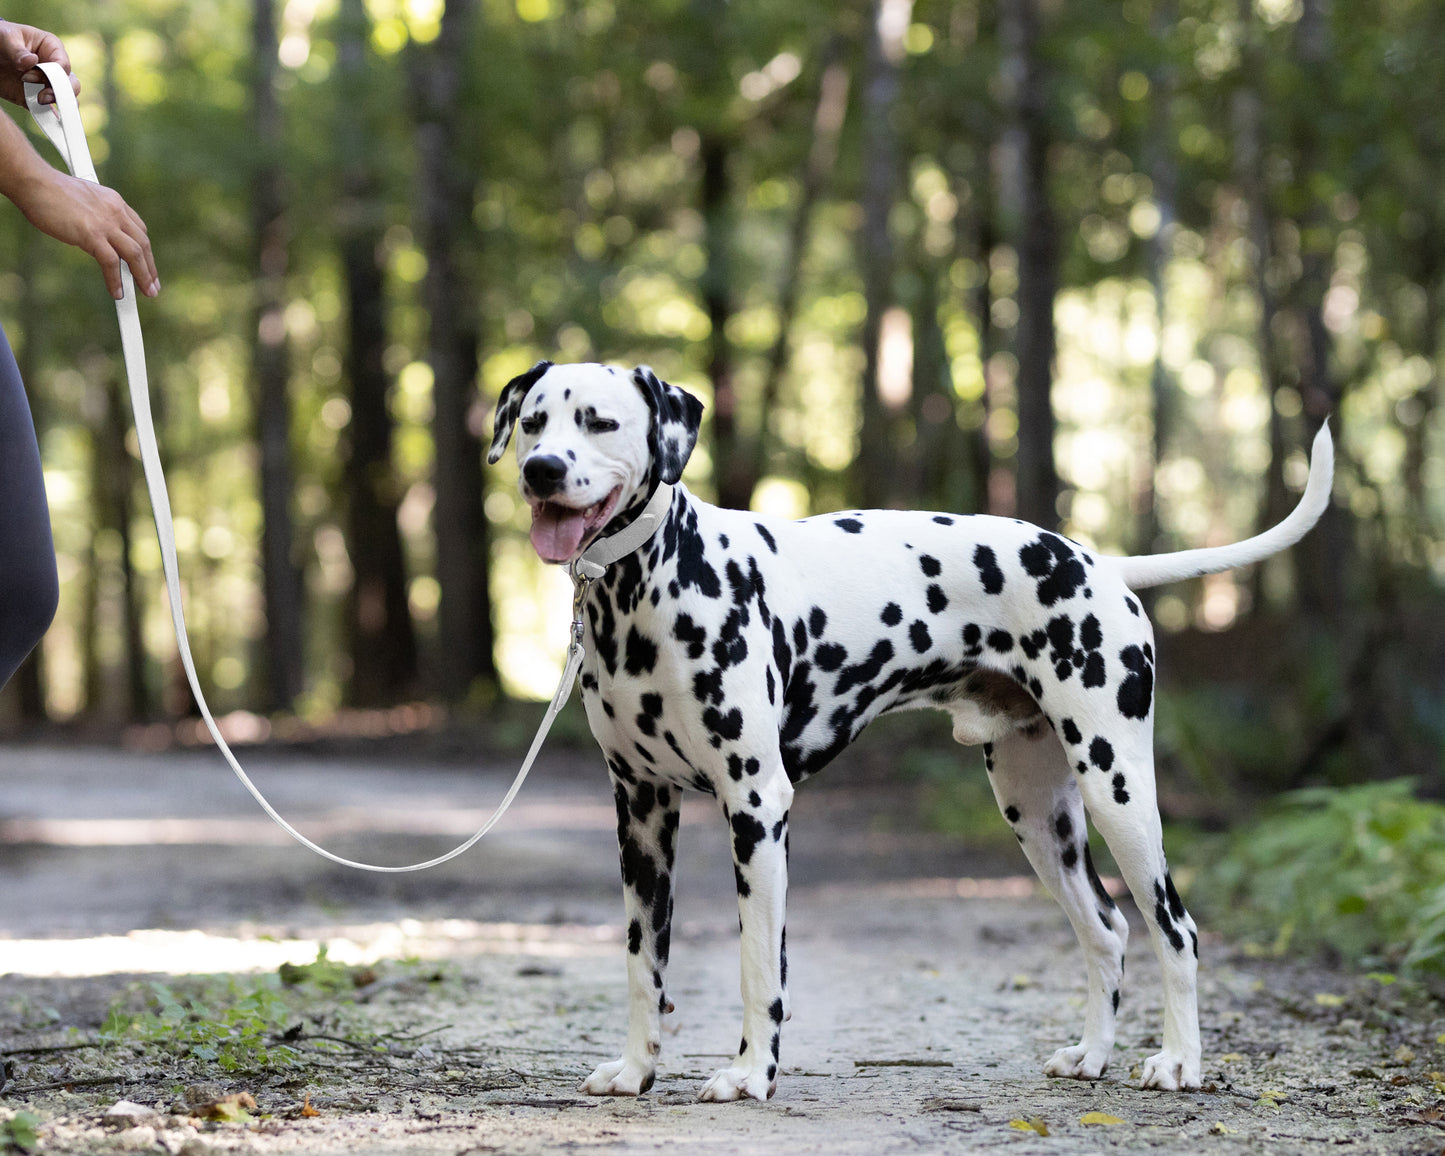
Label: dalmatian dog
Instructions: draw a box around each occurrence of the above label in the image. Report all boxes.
[487,359,1334,1102]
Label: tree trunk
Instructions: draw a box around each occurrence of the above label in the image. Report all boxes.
[337,0,417,706]
[416,0,494,703]
[855,0,912,510]
[1291,0,1350,623]
[250,0,305,711]
[1002,0,1060,529]
[746,51,850,508]
[102,30,151,722]
[1140,0,1178,559]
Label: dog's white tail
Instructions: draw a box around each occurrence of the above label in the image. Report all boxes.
[1113,423,1334,591]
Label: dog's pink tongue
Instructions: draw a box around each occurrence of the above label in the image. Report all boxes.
[530,503,588,563]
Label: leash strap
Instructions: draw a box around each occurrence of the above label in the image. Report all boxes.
[22,62,669,872]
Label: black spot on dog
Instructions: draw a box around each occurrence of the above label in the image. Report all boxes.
[1153,880,1186,952]
[1019,532,1088,607]
[1112,988,1120,1013]
[974,545,1005,594]
[1164,871,1185,921]
[881,602,903,627]
[1124,595,1139,616]
[834,639,894,696]
[628,919,642,954]
[986,629,1013,652]
[909,621,932,653]
[1055,813,1073,841]
[673,614,707,660]
[704,707,744,745]
[624,627,659,676]
[926,585,948,614]
[732,812,767,865]
[1117,644,1155,719]
[693,667,724,706]
[1085,844,1117,910]
[1089,736,1115,771]
[815,642,847,672]
[1061,718,1082,746]
[1004,805,1021,823]
[835,518,863,533]
[809,607,828,638]
[769,997,784,1024]
[1062,844,1078,869]
[920,554,942,578]
[1112,773,1130,805]
[756,523,778,553]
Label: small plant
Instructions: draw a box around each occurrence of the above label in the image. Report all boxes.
[0,1112,39,1153]
[1191,779,1445,972]
[101,977,301,1074]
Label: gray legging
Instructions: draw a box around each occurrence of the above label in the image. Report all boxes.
[0,322,59,689]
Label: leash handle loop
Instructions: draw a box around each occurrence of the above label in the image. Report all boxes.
[24,62,576,873]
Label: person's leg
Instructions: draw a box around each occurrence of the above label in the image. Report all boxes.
[0,322,59,690]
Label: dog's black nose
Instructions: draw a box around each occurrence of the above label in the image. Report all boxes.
[523,454,569,497]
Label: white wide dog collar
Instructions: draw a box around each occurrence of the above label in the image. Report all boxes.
[569,482,675,582]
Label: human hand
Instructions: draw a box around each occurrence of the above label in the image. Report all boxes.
[0,21,79,108]
[13,166,160,299]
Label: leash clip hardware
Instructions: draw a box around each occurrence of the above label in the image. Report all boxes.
[568,568,594,646]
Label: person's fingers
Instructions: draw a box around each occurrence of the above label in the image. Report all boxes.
[88,236,124,300]
[113,225,159,297]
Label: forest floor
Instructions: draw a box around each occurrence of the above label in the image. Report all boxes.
[0,740,1443,1155]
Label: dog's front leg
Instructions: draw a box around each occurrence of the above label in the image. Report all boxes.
[700,769,793,1102]
[581,770,681,1097]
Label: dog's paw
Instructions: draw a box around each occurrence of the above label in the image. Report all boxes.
[698,1063,776,1102]
[1140,1051,1201,1091]
[579,1057,656,1096]
[1043,1043,1110,1080]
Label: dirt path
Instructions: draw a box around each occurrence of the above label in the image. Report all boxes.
[0,745,1442,1154]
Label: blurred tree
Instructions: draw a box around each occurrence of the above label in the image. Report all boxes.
[415,0,496,702]
[250,0,305,712]
[1001,0,1060,528]
[336,0,417,705]
[855,0,910,510]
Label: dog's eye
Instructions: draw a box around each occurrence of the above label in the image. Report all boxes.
[520,413,546,436]
[587,417,620,434]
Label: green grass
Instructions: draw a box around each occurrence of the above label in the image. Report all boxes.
[1188,779,1445,974]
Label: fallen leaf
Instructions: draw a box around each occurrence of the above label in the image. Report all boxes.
[1396,1046,1417,1065]
[1210,1122,1238,1135]
[1219,1053,1245,1063]
[301,1094,319,1119]
[1366,972,1397,985]
[1314,993,1345,1007]
[192,1093,257,1123]
[1079,1111,1127,1126]
[1008,1117,1049,1136]
[1011,975,1034,990]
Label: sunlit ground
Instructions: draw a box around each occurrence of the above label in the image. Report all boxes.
[0,919,623,978]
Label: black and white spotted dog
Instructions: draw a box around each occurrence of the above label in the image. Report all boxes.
[488,359,1334,1102]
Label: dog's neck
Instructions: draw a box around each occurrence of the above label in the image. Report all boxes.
[600,479,677,542]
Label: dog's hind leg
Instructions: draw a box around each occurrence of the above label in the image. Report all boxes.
[699,765,794,1102]
[1068,732,1201,1091]
[983,728,1130,1081]
[580,767,681,1097]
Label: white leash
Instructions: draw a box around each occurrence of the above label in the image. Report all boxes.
[23,62,673,872]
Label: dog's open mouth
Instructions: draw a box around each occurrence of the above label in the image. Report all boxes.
[528,487,623,563]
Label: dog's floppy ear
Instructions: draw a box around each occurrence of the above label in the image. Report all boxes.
[632,366,704,484]
[487,360,554,464]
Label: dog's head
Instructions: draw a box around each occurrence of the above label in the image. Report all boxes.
[487,361,704,564]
